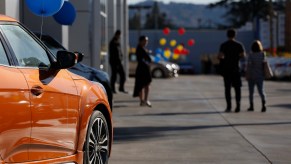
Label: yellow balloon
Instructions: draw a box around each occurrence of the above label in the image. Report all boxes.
[173,53,179,60]
[164,50,171,58]
[170,40,177,47]
[160,38,167,46]
[177,45,183,51]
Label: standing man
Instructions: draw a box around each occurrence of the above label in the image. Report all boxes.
[109,30,127,93]
[218,29,246,113]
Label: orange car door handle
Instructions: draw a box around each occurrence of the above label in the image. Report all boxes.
[31,86,43,96]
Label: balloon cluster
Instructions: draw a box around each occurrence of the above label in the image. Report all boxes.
[25,0,76,25]
[157,27,195,61]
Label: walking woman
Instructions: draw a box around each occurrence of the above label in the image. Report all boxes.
[246,40,267,112]
[133,36,152,107]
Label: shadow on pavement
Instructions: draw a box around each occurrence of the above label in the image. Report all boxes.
[113,97,225,105]
[113,105,129,108]
[125,111,220,117]
[114,121,291,142]
[269,104,291,109]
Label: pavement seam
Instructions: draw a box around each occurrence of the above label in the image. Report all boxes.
[191,76,272,163]
[206,99,273,164]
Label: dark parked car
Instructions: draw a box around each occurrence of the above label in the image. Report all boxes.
[129,53,180,78]
[34,33,113,109]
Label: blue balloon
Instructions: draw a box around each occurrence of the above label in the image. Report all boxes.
[154,56,161,63]
[161,54,169,61]
[155,48,163,55]
[53,1,76,25]
[26,0,64,17]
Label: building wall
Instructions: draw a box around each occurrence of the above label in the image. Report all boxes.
[0,0,20,20]
[0,1,4,14]
[129,30,254,73]
[0,0,129,76]
[69,0,92,66]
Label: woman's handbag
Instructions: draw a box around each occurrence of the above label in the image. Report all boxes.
[263,61,273,79]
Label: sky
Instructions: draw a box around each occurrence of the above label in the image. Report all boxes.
[128,0,219,5]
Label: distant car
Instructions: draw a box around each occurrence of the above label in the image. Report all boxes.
[129,53,179,78]
[177,62,195,74]
[272,58,291,79]
[34,33,113,109]
[0,14,112,163]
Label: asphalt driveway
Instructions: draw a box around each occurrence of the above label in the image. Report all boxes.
[110,75,291,164]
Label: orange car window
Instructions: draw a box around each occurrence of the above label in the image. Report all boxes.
[1,25,50,68]
[0,40,9,65]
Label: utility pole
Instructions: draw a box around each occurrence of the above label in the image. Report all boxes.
[269,0,275,56]
[286,0,291,52]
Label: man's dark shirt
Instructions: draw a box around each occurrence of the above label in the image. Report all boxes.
[109,38,122,65]
[219,40,245,75]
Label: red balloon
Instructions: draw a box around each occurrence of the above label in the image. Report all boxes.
[181,49,190,55]
[174,48,180,54]
[178,27,185,35]
[188,39,195,46]
[163,27,170,35]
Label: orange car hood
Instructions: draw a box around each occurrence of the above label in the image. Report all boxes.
[0,14,17,22]
[69,71,87,80]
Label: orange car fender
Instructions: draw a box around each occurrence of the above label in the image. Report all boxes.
[73,80,112,152]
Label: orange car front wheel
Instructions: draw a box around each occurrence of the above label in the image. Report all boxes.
[84,110,110,164]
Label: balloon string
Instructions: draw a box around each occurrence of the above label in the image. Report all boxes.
[40,0,44,41]
[40,15,43,41]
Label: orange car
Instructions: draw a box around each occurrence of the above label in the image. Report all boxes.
[0,15,112,163]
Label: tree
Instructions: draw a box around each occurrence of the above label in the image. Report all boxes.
[129,13,141,30]
[143,2,174,29]
[208,0,285,28]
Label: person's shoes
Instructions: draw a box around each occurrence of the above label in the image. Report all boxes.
[247,107,254,112]
[225,108,231,113]
[145,101,152,107]
[112,90,117,94]
[235,107,240,113]
[261,106,266,112]
[119,89,128,94]
[140,101,145,106]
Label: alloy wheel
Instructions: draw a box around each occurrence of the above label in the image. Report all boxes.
[85,111,109,164]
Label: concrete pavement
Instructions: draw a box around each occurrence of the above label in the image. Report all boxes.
[110,75,291,164]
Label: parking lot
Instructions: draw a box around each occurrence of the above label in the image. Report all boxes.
[110,75,291,164]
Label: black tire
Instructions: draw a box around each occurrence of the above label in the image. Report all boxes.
[84,111,110,164]
[152,68,164,78]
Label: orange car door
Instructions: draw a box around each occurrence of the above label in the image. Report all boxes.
[21,69,79,161]
[1,24,80,161]
[0,36,30,162]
